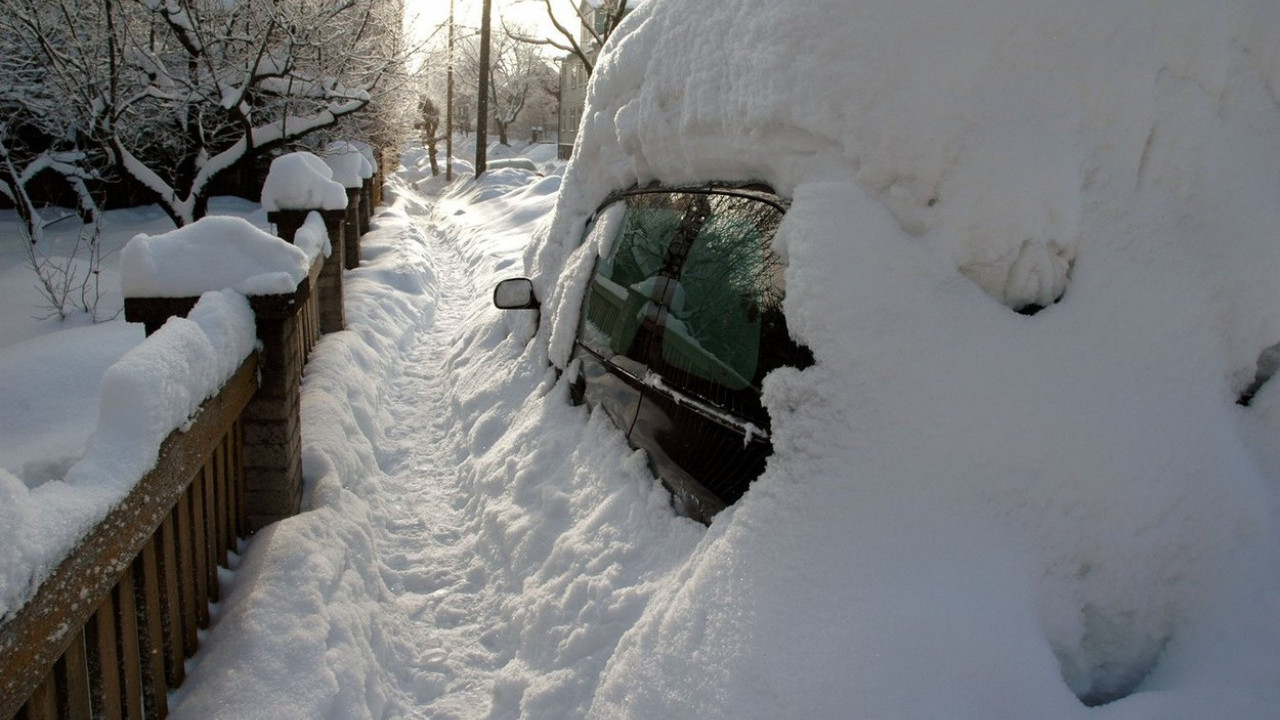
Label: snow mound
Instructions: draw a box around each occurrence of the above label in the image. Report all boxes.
[121,215,311,297]
[261,151,348,212]
[294,211,332,260]
[323,141,375,189]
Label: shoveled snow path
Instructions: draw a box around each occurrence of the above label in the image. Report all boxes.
[164,169,701,720]
[366,197,506,719]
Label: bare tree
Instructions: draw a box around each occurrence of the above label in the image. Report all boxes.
[0,131,107,319]
[487,30,553,146]
[324,0,420,166]
[0,0,409,227]
[415,96,442,176]
[454,28,558,148]
[0,13,108,318]
[508,0,632,77]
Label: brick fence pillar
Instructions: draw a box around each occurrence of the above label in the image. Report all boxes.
[125,280,314,532]
[239,290,309,529]
[269,209,347,333]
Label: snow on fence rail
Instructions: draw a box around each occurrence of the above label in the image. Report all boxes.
[0,350,258,720]
[1,149,381,719]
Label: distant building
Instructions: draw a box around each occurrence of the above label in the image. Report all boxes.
[557,1,633,160]
[559,52,590,160]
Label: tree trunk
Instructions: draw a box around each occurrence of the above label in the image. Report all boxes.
[475,0,492,176]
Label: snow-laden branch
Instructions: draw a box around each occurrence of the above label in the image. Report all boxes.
[140,0,203,55]
[111,94,369,226]
[0,0,405,226]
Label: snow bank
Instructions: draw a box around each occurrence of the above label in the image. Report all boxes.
[0,290,256,619]
[439,165,563,276]
[512,0,1280,716]
[121,215,311,297]
[261,152,348,212]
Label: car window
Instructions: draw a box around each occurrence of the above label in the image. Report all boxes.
[662,195,784,393]
[581,201,680,358]
[573,187,811,520]
[579,189,802,405]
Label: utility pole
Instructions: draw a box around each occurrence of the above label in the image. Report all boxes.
[475,0,492,176]
[446,0,455,181]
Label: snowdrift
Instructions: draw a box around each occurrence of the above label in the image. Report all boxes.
[509,0,1280,716]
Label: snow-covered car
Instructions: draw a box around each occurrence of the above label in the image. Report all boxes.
[483,0,1280,715]
[500,184,813,521]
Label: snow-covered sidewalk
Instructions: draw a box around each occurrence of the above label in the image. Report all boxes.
[164,169,498,719]
[165,152,697,719]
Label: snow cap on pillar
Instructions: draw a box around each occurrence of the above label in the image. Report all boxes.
[261,152,348,212]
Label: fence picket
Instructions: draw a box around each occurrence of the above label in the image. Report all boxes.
[134,541,168,720]
[214,443,229,568]
[14,675,54,720]
[156,513,184,689]
[113,574,143,720]
[53,631,90,720]
[85,594,122,720]
[200,460,219,605]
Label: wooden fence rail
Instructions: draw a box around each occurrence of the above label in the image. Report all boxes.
[0,353,258,720]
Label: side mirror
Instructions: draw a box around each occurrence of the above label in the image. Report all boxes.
[493,277,540,309]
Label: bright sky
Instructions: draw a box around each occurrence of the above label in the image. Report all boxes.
[404,0,581,48]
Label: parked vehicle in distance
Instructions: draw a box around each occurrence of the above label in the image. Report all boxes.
[495,185,813,522]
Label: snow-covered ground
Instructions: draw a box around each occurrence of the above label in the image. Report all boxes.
[161,145,698,719]
[3,0,1280,716]
[0,198,267,480]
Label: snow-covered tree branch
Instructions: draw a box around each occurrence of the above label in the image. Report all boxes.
[0,0,409,227]
[509,0,631,77]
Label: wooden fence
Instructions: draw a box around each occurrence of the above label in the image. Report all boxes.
[0,354,257,720]
[0,166,382,720]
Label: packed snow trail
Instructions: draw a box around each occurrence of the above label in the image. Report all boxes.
[364,200,508,719]
[164,172,523,720]
[165,162,697,720]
